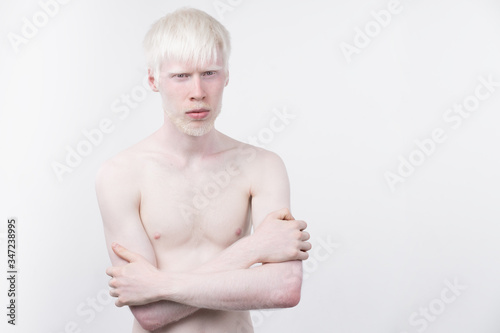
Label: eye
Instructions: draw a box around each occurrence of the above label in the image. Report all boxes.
[173,73,189,79]
[203,71,216,77]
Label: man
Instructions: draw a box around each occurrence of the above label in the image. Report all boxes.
[96,7,311,332]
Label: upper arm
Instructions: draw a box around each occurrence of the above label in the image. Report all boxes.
[97,156,207,329]
[250,149,291,228]
[95,157,156,267]
[249,148,303,305]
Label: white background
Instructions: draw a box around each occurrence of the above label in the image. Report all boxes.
[1,0,500,332]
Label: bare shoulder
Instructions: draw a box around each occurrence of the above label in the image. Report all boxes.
[95,135,155,193]
[96,149,137,185]
[219,133,288,177]
[223,137,291,223]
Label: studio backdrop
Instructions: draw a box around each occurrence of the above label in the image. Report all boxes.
[1,0,500,332]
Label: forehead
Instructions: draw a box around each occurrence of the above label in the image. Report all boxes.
[161,56,224,74]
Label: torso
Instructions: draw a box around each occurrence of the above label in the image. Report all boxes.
[131,132,257,332]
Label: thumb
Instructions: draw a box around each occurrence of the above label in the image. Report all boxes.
[275,207,295,221]
[112,242,140,263]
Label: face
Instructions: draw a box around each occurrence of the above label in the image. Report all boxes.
[149,56,228,137]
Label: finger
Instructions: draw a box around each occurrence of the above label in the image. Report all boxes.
[282,209,295,221]
[274,207,295,221]
[300,241,312,252]
[106,266,115,277]
[109,288,118,298]
[112,242,140,263]
[296,220,307,231]
[108,278,117,288]
[297,250,309,261]
[301,231,310,241]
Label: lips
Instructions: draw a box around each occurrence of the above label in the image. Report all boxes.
[186,108,210,120]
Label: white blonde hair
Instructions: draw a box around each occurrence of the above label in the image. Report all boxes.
[143,7,231,83]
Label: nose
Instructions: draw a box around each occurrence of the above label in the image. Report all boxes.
[189,76,206,101]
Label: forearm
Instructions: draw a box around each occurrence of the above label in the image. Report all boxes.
[128,236,259,330]
[129,301,199,331]
[161,260,303,311]
[132,260,300,331]
[194,235,259,273]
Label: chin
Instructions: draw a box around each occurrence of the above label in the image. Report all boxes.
[181,122,215,136]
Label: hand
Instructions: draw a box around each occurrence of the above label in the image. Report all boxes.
[106,243,164,307]
[252,208,311,263]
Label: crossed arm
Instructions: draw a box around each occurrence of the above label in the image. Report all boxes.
[96,150,311,331]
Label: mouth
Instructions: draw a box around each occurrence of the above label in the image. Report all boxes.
[186,108,210,120]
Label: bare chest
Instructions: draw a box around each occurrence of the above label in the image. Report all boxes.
[138,157,252,268]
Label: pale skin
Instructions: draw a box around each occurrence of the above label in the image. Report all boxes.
[96,55,311,332]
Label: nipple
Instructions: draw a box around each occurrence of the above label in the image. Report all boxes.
[235,228,242,236]
[153,232,161,240]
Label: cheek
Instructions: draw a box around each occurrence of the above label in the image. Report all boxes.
[210,84,226,99]
[162,87,185,105]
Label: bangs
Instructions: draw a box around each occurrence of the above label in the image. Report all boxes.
[159,25,221,68]
[144,8,231,80]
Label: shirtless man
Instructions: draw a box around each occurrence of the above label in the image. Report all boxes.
[95,8,311,332]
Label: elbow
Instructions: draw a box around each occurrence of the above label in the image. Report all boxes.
[273,268,303,308]
[131,306,164,332]
[136,314,162,332]
[279,283,302,308]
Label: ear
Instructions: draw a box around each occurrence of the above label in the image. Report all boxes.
[148,68,159,92]
[225,71,230,87]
